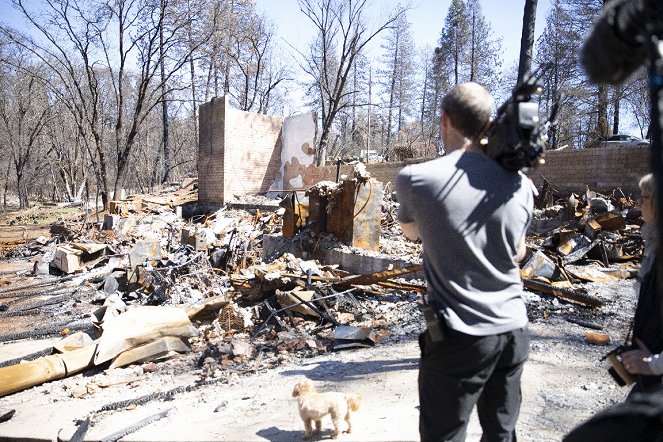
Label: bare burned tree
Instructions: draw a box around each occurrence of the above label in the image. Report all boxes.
[1,1,110,206]
[226,13,291,114]
[0,50,51,208]
[298,0,408,166]
[1,0,202,207]
[517,0,537,85]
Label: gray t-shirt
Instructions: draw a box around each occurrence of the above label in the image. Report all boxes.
[396,150,532,336]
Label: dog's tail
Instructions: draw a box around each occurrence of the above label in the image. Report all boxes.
[346,394,361,412]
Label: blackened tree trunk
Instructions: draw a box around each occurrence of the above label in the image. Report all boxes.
[160,0,170,185]
[517,0,537,84]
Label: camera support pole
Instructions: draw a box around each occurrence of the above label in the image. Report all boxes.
[647,34,663,302]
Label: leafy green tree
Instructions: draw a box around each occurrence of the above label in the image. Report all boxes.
[437,0,470,87]
[378,8,416,157]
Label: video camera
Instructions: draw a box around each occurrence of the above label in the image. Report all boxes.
[482,70,558,172]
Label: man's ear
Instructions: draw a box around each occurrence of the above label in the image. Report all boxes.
[440,111,450,130]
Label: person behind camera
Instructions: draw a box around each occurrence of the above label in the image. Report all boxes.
[621,173,662,393]
[395,82,534,442]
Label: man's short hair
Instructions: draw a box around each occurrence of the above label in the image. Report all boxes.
[441,82,493,140]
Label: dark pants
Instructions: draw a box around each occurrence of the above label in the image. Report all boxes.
[418,327,529,442]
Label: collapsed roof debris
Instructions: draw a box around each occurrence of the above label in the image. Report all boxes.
[0,171,648,435]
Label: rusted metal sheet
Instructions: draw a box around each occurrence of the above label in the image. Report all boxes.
[521,250,560,280]
[595,212,626,231]
[280,193,308,237]
[333,325,386,350]
[327,178,384,252]
[584,219,602,239]
[557,233,592,258]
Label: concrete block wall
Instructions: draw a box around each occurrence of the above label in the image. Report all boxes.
[300,148,649,198]
[527,146,650,196]
[198,96,283,204]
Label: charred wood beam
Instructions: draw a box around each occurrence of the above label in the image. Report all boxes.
[278,272,427,295]
[0,275,76,295]
[0,318,89,343]
[523,278,603,308]
[68,417,90,442]
[375,280,426,293]
[97,378,223,413]
[99,388,188,412]
[337,264,424,286]
[565,316,604,330]
[0,409,15,423]
[0,293,73,317]
[0,287,72,300]
[100,409,171,442]
[0,347,54,368]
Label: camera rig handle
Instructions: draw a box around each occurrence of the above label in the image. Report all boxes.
[482,67,559,172]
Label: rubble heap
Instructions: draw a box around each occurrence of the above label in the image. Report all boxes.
[0,174,647,438]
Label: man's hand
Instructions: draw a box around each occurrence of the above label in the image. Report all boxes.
[400,222,420,241]
[622,338,655,375]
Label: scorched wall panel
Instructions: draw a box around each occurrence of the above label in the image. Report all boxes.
[223,107,283,200]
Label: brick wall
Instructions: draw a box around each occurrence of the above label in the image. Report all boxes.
[198,97,225,203]
[198,96,283,203]
[223,105,283,198]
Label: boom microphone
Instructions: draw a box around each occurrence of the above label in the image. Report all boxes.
[580,0,660,85]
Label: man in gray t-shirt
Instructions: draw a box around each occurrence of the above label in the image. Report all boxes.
[396,82,533,442]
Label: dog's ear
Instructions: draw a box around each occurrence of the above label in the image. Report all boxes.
[292,383,301,397]
[347,394,361,411]
[300,379,314,393]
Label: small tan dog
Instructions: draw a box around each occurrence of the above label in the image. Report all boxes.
[292,379,361,439]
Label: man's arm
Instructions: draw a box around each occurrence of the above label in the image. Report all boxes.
[515,235,527,262]
[400,221,420,241]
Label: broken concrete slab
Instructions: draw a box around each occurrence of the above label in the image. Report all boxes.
[52,245,83,273]
[128,240,162,269]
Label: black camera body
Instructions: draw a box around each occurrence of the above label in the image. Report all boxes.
[483,72,556,172]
